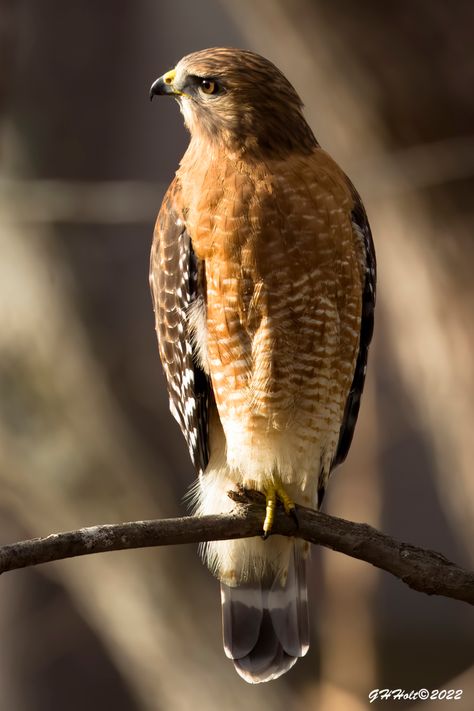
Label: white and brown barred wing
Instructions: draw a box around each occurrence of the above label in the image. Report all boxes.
[150,179,210,476]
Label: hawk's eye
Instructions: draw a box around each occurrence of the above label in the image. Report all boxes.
[200,79,218,95]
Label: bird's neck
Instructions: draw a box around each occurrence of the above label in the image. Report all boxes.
[179,136,308,184]
[179,135,250,182]
[181,107,318,168]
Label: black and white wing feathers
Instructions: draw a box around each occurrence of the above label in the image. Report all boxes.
[150,179,210,476]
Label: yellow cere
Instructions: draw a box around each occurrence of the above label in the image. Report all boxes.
[162,68,190,98]
[163,69,176,85]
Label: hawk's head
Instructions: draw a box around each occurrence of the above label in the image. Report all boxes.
[150,48,317,157]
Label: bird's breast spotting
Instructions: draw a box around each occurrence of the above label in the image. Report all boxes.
[179,150,364,483]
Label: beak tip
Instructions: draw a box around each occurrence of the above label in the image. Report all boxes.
[149,78,160,102]
[149,73,177,100]
[149,81,158,102]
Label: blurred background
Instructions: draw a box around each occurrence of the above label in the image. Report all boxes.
[0,1,473,709]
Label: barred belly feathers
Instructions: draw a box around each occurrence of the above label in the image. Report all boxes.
[149,48,376,683]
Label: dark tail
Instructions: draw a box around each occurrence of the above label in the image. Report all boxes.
[221,541,309,683]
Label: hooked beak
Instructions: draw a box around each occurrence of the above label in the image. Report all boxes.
[149,69,180,101]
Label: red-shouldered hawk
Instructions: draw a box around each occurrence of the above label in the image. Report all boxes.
[149,48,376,683]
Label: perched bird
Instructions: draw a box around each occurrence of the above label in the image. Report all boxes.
[149,48,376,683]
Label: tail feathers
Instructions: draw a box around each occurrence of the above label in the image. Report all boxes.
[221,542,309,683]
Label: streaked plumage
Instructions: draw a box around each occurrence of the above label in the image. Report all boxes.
[150,47,376,683]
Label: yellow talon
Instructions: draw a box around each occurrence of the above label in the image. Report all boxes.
[275,483,295,516]
[262,481,297,539]
[263,485,276,539]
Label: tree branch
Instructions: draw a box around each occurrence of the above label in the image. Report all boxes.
[0,495,472,605]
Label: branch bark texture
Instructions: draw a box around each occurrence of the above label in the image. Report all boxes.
[1,498,472,605]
